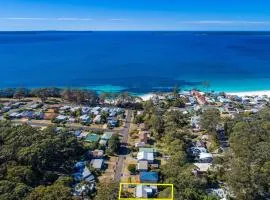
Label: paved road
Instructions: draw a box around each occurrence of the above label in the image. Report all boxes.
[114,110,132,182]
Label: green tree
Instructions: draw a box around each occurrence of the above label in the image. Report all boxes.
[200,108,220,134]
[13,88,29,99]
[148,114,164,139]
[0,180,32,200]
[6,165,37,186]
[94,182,119,200]
[108,135,121,154]
[0,122,86,199]
[127,164,136,174]
[28,182,73,200]
[222,109,270,200]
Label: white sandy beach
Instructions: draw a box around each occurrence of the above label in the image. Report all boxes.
[139,90,270,101]
[140,93,155,101]
[227,90,270,97]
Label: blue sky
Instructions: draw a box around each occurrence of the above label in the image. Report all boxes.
[1,0,270,30]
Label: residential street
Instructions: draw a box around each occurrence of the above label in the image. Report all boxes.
[114,110,132,182]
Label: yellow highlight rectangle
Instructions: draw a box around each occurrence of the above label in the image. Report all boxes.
[119,183,174,200]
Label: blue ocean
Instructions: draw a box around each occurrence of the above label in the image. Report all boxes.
[0,31,270,94]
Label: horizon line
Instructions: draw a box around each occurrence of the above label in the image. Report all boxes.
[0,30,270,32]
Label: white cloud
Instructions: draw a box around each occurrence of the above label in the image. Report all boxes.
[3,17,50,20]
[108,18,128,21]
[179,20,270,25]
[56,18,93,21]
[0,17,93,21]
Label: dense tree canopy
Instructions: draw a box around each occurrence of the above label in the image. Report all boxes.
[94,182,119,200]
[108,135,121,154]
[200,108,220,134]
[218,108,270,200]
[0,122,86,199]
[61,89,98,105]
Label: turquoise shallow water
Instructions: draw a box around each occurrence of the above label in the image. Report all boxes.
[86,85,127,93]
[0,31,270,94]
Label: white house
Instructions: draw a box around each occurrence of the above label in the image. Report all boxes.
[197,152,213,163]
[80,115,91,123]
[137,152,154,163]
[82,107,91,114]
[136,185,157,198]
[56,115,68,122]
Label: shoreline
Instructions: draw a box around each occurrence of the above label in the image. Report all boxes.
[226,90,270,97]
[139,90,270,101]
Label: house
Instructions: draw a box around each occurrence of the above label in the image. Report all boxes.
[90,159,104,170]
[136,185,157,198]
[10,112,22,119]
[135,142,147,148]
[101,132,113,140]
[85,134,100,143]
[73,130,82,137]
[217,96,231,103]
[91,107,100,115]
[74,161,85,170]
[72,162,95,183]
[107,118,119,128]
[12,102,22,109]
[92,106,101,112]
[192,90,208,105]
[93,115,101,123]
[77,131,89,139]
[139,172,158,183]
[60,105,71,111]
[99,139,108,146]
[89,150,104,158]
[189,147,208,156]
[99,131,114,145]
[30,103,43,109]
[34,111,45,119]
[80,115,91,123]
[137,160,148,171]
[56,115,68,122]
[82,167,95,183]
[101,107,109,113]
[21,111,34,119]
[139,148,156,154]
[188,96,196,105]
[194,163,212,173]
[197,152,213,163]
[68,117,76,123]
[137,152,154,163]
[139,131,148,143]
[82,107,91,114]
[109,109,117,117]
[70,106,81,113]
[195,140,206,148]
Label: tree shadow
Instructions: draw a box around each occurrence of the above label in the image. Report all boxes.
[119,146,130,156]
